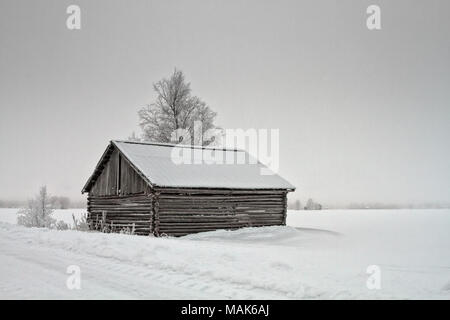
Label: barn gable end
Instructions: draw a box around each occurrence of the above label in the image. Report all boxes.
[82,143,153,235]
[83,144,150,196]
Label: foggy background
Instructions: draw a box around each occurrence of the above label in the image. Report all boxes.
[1,0,449,208]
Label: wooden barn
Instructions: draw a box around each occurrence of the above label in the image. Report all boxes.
[82,140,295,236]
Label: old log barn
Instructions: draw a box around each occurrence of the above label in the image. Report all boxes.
[82,140,295,237]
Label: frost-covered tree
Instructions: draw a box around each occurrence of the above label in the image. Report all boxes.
[138,69,218,145]
[17,186,56,228]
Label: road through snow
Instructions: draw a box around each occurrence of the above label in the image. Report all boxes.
[1,209,450,299]
[0,224,287,299]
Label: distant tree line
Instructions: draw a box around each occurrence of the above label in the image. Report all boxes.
[1,195,85,209]
[49,196,71,209]
[287,198,323,210]
[0,199,27,208]
[287,199,450,210]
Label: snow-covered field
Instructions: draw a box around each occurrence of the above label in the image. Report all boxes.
[0,208,449,299]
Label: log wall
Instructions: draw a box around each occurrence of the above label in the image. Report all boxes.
[87,193,153,235]
[154,188,287,237]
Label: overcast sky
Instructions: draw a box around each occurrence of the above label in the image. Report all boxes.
[1,0,449,206]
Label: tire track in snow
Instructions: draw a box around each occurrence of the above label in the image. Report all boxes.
[0,225,293,299]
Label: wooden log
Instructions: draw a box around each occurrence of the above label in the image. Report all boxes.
[151,191,160,236]
[154,188,287,195]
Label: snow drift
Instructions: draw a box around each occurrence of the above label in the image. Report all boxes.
[0,209,449,299]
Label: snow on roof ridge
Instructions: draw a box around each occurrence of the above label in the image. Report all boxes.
[81,140,296,193]
[112,139,244,152]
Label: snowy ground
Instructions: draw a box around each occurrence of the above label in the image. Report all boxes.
[0,208,449,299]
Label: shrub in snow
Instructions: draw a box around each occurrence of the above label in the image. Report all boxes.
[89,211,137,235]
[119,223,135,235]
[72,213,90,231]
[17,186,56,228]
[55,220,69,230]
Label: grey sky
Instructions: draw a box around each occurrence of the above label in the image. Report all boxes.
[1,0,449,206]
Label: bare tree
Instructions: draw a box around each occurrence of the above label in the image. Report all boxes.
[138,69,218,145]
[17,186,55,228]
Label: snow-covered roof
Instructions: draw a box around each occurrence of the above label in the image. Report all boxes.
[83,140,295,192]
